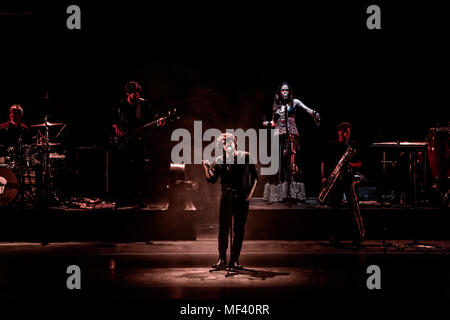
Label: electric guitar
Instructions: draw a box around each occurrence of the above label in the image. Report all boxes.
[110,107,178,150]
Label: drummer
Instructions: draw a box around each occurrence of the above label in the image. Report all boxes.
[0,104,31,149]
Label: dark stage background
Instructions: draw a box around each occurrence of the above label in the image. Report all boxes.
[1,2,448,213]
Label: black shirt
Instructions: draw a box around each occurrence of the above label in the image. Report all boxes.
[207,151,258,197]
[322,139,360,177]
[111,97,155,134]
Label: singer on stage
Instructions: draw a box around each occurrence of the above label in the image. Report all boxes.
[263,82,320,184]
[202,133,258,270]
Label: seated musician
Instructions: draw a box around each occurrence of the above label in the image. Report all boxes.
[321,122,362,250]
[0,105,31,153]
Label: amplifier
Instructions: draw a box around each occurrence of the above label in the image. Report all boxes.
[358,186,378,201]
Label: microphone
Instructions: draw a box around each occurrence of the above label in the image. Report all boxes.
[313,111,321,127]
[204,160,214,177]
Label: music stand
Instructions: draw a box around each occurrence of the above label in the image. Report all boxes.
[209,188,257,277]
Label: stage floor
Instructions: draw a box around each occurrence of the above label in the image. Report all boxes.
[1,239,450,306]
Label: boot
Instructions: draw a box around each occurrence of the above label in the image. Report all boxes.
[228,260,243,270]
[212,258,227,269]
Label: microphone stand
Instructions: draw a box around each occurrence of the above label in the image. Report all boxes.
[225,186,236,277]
[209,186,258,277]
[284,102,296,204]
[224,191,258,278]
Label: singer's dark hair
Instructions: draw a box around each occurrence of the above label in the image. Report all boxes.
[337,122,352,133]
[273,82,294,113]
[216,133,237,151]
[125,81,142,94]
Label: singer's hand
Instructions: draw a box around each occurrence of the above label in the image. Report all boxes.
[157,118,166,127]
[202,160,212,179]
[202,159,211,172]
[262,120,275,128]
[313,111,321,127]
[202,160,210,170]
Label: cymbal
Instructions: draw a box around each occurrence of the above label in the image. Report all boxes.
[35,142,61,146]
[31,121,64,127]
[371,141,428,148]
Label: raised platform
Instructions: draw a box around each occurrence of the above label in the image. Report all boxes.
[245,198,449,240]
[0,198,448,241]
[0,203,197,242]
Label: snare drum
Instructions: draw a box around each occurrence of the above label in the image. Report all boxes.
[49,152,66,160]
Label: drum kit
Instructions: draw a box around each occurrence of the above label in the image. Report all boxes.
[371,123,449,206]
[0,118,67,208]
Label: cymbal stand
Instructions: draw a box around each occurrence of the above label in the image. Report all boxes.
[40,115,59,205]
[15,136,26,208]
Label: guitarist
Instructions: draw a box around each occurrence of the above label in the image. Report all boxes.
[111,81,165,142]
[321,122,362,250]
[110,81,165,206]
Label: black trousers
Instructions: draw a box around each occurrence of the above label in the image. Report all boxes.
[328,179,361,241]
[218,191,249,262]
